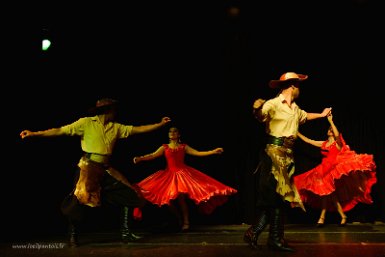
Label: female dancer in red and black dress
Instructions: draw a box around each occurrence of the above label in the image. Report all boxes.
[133,126,237,231]
[293,112,377,226]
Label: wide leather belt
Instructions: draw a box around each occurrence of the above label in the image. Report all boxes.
[83,152,110,164]
[267,135,296,148]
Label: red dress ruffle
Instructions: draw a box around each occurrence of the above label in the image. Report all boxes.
[293,134,377,212]
[135,144,237,217]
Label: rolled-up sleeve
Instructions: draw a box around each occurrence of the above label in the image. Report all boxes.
[257,100,275,122]
[61,118,86,136]
[298,109,308,125]
[115,123,133,138]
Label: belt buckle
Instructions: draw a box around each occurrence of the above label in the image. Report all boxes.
[283,136,295,148]
[268,136,284,146]
[277,137,284,146]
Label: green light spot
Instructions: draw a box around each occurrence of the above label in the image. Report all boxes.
[42,39,51,51]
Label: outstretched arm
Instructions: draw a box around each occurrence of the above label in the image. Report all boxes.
[185,145,224,157]
[297,132,324,148]
[133,146,165,164]
[306,107,332,121]
[131,117,171,135]
[20,128,65,139]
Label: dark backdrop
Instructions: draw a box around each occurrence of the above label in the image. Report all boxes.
[5,0,384,241]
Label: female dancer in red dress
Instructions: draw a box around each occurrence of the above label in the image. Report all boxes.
[293,112,377,226]
[133,126,238,231]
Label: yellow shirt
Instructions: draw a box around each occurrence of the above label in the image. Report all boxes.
[257,94,307,138]
[61,116,133,155]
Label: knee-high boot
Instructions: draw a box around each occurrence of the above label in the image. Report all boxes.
[68,219,79,248]
[121,206,142,242]
[243,208,269,249]
[267,208,294,252]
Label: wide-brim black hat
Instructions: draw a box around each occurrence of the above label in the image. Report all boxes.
[88,98,119,115]
[269,72,308,89]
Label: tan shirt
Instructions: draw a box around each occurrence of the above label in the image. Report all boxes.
[256,94,307,138]
[61,116,133,155]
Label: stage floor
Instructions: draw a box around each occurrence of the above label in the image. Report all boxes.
[2,222,385,257]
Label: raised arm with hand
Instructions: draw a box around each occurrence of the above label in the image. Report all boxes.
[326,113,342,148]
[306,107,332,121]
[131,117,171,135]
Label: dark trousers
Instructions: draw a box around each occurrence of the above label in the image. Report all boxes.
[249,148,294,251]
[254,148,285,208]
[61,169,145,223]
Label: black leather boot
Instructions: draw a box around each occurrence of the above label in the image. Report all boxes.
[243,208,269,249]
[267,208,295,252]
[68,221,79,248]
[121,206,142,242]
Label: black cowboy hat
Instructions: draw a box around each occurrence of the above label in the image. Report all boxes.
[88,98,119,115]
[269,72,308,89]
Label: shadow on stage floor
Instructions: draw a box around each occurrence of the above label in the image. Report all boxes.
[2,222,385,257]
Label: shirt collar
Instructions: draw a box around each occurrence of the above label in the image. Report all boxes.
[278,94,287,103]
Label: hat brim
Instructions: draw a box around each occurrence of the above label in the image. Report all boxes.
[269,74,308,89]
[87,103,118,116]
